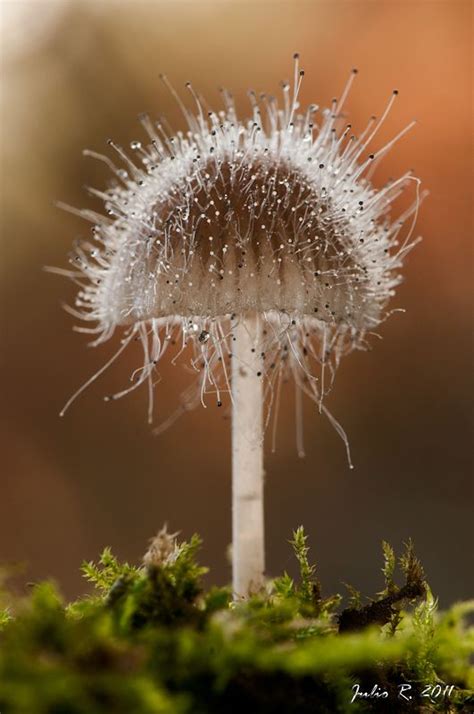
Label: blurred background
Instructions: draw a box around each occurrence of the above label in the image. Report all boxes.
[0,0,472,605]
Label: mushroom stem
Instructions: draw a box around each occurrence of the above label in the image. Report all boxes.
[231,313,265,598]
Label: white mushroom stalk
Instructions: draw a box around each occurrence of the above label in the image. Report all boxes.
[57,55,423,597]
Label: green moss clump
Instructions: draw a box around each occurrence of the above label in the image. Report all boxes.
[0,528,472,713]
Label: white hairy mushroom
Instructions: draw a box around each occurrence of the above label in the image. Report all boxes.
[57,56,422,597]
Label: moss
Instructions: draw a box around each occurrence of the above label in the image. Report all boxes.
[0,530,472,713]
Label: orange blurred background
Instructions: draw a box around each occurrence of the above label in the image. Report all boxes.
[0,0,472,604]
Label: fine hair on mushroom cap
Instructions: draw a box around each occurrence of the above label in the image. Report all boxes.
[55,55,424,465]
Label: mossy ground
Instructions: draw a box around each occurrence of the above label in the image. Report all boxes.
[0,528,472,713]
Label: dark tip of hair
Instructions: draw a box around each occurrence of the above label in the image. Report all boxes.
[393,89,399,95]
[293,52,300,59]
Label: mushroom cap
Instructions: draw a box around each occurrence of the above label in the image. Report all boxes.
[61,64,421,434]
